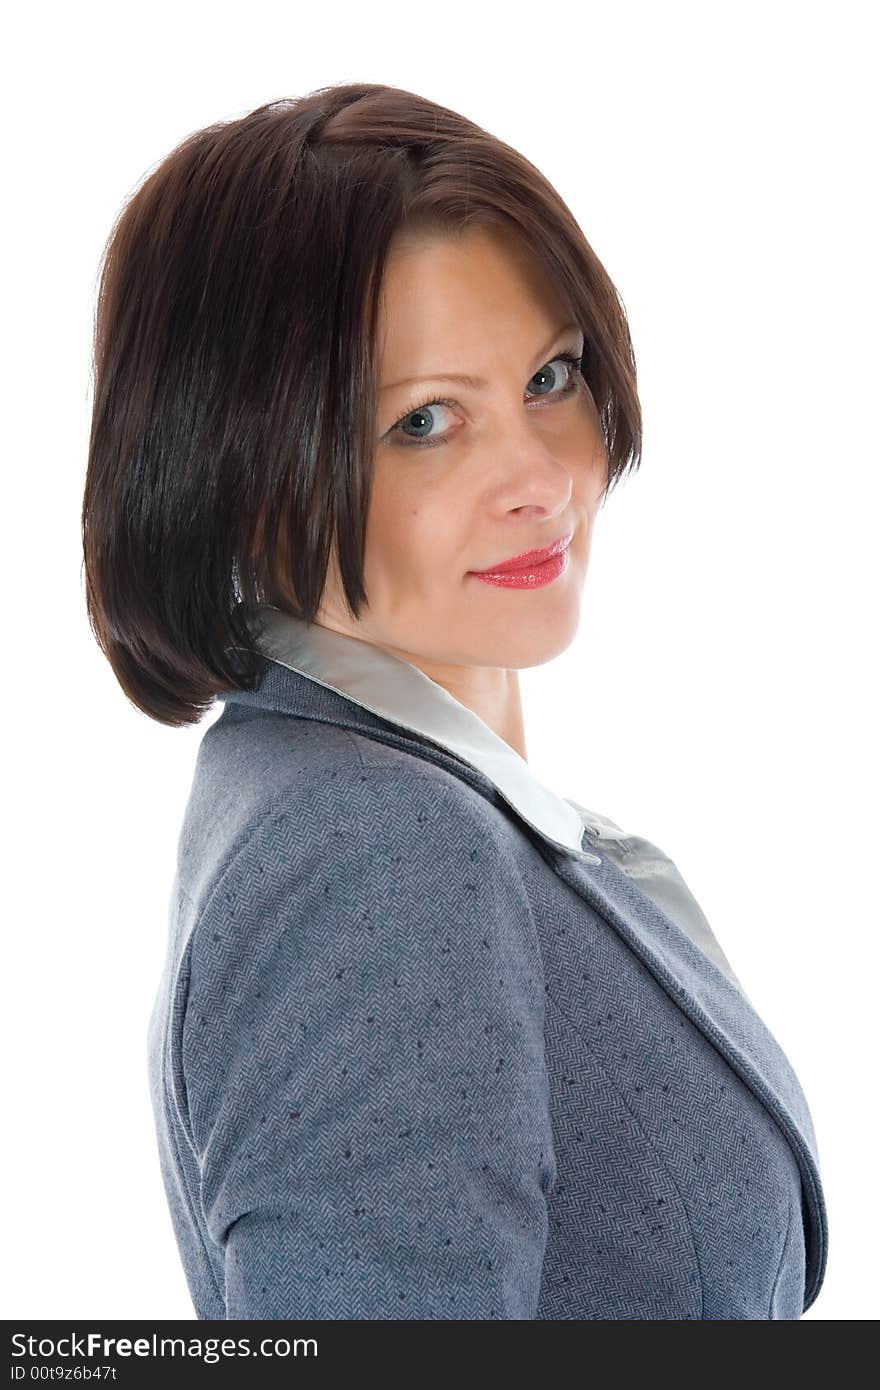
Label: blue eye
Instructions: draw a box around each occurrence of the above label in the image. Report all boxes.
[387,351,585,451]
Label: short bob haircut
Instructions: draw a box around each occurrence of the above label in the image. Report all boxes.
[82,81,642,728]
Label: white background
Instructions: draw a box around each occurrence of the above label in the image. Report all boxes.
[4,0,876,1322]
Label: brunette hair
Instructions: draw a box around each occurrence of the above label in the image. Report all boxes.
[82,81,642,726]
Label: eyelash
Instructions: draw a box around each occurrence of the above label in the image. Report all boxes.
[388,350,586,451]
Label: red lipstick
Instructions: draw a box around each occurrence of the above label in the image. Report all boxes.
[468,532,573,589]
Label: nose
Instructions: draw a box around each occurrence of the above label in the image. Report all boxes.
[503,446,573,515]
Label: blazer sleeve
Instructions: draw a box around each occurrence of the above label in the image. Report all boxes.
[182,762,556,1319]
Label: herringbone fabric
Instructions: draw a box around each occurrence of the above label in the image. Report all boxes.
[146,662,827,1319]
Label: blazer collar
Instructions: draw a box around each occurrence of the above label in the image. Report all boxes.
[229,603,600,865]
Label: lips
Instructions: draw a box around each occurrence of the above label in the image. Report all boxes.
[470,532,573,575]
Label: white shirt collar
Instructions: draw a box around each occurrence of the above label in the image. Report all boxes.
[247,604,600,864]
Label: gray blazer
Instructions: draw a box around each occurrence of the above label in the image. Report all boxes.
[147,605,828,1319]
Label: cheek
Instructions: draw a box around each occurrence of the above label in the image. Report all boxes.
[567,412,608,496]
[367,474,461,578]
[367,468,414,546]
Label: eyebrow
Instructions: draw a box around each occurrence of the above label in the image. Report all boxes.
[379,322,582,394]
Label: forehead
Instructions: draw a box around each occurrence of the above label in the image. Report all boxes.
[374,223,573,372]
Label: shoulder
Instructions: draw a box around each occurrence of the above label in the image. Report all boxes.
[179,703,511,916]
[181,721,545,1127]
[198,697,499,826]
[205,754,520,917]
[182,711,534,979]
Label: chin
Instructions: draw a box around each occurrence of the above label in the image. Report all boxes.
[474,596,582,669]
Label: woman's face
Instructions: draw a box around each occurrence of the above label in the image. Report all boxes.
[316,221,609,681]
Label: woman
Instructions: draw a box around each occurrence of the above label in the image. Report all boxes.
[82,82,828,1319]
